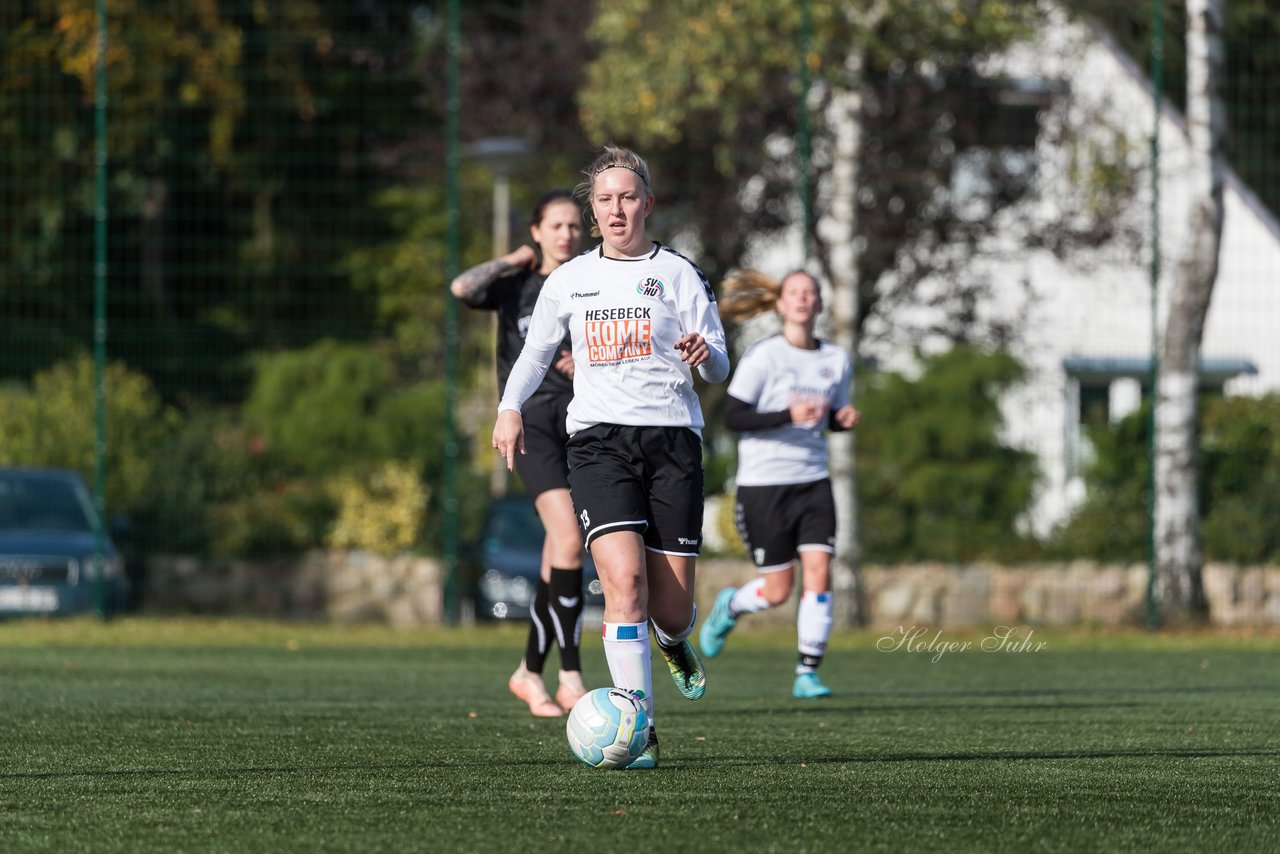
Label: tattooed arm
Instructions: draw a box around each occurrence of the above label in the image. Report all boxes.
[449,244,538,301]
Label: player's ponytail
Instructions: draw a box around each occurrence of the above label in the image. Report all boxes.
[718,268,782,323]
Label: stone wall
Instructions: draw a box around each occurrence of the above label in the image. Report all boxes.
[695,559,1280,628]
[146,550,443,627]
[146,552,1280,628]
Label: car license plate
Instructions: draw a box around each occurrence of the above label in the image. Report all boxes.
[0,586,59,612]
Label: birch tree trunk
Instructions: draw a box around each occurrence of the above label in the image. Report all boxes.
[820,1,894,627]
[1154,0,1224,625]
[824,56,868,627]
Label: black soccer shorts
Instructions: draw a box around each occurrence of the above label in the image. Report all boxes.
[514,392,572,498]
[734,478,836,571]
[566,423,704,555]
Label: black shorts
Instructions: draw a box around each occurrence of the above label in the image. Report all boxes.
[514,393,572,498]
[566,424,704,555]
[734,478,836,571]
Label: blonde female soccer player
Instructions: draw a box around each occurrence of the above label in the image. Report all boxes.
[493,145,729,767]
[699,269,859,699]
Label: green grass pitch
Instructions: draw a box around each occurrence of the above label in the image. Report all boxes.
[1,618,1277,852]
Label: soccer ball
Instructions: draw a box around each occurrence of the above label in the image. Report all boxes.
[565,687,650,770]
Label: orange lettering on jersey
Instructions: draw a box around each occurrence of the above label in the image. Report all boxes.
[584,318,652,365]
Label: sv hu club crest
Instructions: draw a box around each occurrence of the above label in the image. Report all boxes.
[636,277,665,298]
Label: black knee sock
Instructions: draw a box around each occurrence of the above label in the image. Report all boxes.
[548,566,584,672]
[797,652,824,672]
[523,578,553,674]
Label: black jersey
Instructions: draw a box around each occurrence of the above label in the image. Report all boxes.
[461,267,573,404]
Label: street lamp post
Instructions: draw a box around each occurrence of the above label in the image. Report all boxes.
[467,137,533,257]
[465,137,532,498]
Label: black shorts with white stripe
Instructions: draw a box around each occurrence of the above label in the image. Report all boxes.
[734,478,836,570]
[566,423,704,555]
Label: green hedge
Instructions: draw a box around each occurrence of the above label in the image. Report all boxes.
[1050,393,1280,564]
[855,346,1040,563]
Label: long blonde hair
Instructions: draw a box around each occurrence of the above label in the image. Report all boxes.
[719,268,784,324]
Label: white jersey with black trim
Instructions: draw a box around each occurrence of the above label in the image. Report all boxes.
[498,242,729,435]
[729,334,852,487]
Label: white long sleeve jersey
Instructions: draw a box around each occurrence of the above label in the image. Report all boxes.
[729,335,853,486]
[498,242,729,435]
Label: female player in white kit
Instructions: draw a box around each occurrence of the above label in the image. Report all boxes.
[493,144,729,768]
[699,269,859,699]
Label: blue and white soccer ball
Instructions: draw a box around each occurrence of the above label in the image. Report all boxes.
[565,687,649,770]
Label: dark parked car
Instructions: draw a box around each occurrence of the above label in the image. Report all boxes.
[0,468,130,617]
[470,495,604,624]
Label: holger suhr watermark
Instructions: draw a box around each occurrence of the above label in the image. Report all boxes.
[876,625,1047,663]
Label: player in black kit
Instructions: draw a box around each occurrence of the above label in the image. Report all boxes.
[451,189,587,717]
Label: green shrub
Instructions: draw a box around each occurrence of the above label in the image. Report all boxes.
[855,346,1040,562]
[327,460,429,556]
[1051,393,1280,564]
[244,340,398,474]
[208,479,336,559]
[1047,402,1151,561]
[231,340,487,556]
[1201,394,1280,563]
[0,353,177,517]
[139,410,285,555]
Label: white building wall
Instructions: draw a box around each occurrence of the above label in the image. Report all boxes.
[990,11,1280,532]
[745,5,1280,536]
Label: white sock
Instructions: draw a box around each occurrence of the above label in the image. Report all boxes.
[602,621,654,725]
[796,590,833,673]
[651,604,696,647]
[728,577,771,617]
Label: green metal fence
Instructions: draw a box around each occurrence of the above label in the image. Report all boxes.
[1,1,1276,623]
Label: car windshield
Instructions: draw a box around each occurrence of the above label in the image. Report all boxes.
[484,500,545,551]
[0,474,96,533]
